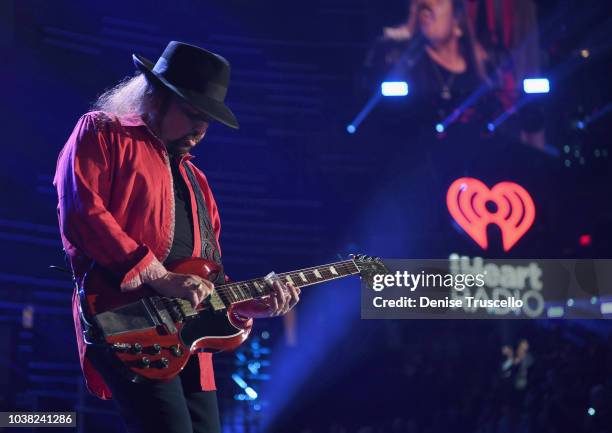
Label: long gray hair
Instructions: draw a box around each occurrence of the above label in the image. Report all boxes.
[91,73,167,116]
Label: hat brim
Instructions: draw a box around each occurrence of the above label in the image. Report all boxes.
[132,53,239,129]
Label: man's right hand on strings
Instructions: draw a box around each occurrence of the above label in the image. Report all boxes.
[148,272,214,308]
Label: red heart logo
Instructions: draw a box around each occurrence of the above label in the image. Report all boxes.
[446,177,536,251]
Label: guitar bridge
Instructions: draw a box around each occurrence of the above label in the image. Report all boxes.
[174,298,198,318]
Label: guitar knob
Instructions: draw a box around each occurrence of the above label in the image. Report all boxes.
[132,343,143,354]
[139,357,151,368]
[171,345,184,357]
[158,357,169,368]
[152,343,161,354]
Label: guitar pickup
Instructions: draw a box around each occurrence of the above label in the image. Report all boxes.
[208,290,226,312]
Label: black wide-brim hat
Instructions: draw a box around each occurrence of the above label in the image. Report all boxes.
[133,41,239,129]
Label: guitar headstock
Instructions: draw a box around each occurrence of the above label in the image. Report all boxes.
[350,254,389,278]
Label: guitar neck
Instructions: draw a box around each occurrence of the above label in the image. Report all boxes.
[214,259,360,306]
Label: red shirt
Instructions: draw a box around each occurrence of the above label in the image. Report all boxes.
[53,111,239,399]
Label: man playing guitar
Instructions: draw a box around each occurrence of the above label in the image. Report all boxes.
[53,41,300,433]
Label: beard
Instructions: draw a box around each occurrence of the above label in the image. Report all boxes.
[166,131,205,156]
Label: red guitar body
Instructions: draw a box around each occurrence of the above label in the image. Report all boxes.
[81,257,251,383]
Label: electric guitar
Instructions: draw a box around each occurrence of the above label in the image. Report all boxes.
[80,254,387,382]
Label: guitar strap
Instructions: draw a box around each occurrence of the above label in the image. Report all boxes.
[182,163,225,285]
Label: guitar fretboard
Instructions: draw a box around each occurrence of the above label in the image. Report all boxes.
[213,259,360,306]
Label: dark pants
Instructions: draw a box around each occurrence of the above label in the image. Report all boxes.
[88,348,221,433]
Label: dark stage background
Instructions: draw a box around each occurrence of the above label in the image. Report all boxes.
[1,1,611,432]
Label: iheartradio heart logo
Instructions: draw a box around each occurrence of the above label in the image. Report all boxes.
[446,177,536,251]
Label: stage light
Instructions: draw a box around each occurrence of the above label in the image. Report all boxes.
[580,49,590,58]
[487,123,495,132]
[523,78,550,94]
[588,407,596,416]
[232,373,248,389]
[261,331,270,339]
[576,120,586,130]
[435,123,445,133]
[547,306,564,318]
[248,361,261,374]
[601,302,612,315]
[590,296,598,305]
[346,124,356,134]
[245,387,258,399]
[381,81,408,96]
[579,234,592,246]
[567,298,574,307]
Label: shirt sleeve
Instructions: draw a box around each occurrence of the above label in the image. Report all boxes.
[54,113,167,291]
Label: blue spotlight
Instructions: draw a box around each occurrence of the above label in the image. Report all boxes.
[381,81,408,97]
[346,124,356,134]
[232,373,248,389]
[435,123,445,133]
[248,361,261,374]
[588,407,596,416]
[245,387,258,400]
[487,122,495,132]
[523,78,550,94]
[576,120,586,130]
